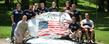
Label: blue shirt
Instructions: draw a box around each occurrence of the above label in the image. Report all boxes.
[13,9,23,23]
[23,9,36,20]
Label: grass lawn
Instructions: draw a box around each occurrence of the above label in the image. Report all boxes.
[0,26,109,44]
[0,26,11,38]
[95,30,109,44]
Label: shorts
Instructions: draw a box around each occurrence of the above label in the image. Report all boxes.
[71,28,78,32]
[82,28,93,33]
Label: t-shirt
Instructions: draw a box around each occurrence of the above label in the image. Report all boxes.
[69,23,80,31]
[81,19,94,27]
[13,9,23,23]
[34,9,40,15]
[49,7,58,12]
[38,8,48,14]
[23,9,36,20]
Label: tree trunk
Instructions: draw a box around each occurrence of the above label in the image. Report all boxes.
[98,0,105,12]
[5,0,13,10]
[5,0,10,8]
[107,0,109,12]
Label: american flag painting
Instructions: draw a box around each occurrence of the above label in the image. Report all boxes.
[28,12,72,38]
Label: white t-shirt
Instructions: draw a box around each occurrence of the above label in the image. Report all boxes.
[81,19,94,28]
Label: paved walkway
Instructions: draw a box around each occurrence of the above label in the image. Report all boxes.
[0,38,104,44]
[0,39,11,44]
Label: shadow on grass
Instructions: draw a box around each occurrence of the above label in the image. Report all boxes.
[97,26,109,31]
[95,12,109,31]
[100,28,109,31]
[78,4,96,11]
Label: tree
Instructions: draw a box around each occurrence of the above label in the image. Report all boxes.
[16,0,29,10]
[21,0,29,10]
[97,0,105,12]
[107,0,109,12]
[70,0,78,5]
[5,0,13,10]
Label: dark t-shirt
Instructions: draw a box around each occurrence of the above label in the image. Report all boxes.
[13,9,23,23]
[49,7,58,12]
[69,23,80,32]
[38,7,48,14]
[23,9,36,20]
[34,9,40,15]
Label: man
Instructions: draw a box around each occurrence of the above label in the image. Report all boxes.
[63,1,70,11]
[49,1,58,12]
[11,4,23,43]
[69,16,81,41]
[38,2,48,14]
[23,5,36,20]
[80,13,94,43]
[14,15,28,44]
[70,4,82,24]
[33,3,40,15]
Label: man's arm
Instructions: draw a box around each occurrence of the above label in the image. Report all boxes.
[79,15,82,21]
[69,29,73,34]
[11,15,14,24]
[80,20,85,28]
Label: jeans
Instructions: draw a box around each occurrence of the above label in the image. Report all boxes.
[11,23,17,41]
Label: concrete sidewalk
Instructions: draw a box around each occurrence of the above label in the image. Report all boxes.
[0,38,11,44]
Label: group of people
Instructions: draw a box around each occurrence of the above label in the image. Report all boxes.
[68,13,94,43]
[10,1,95,44]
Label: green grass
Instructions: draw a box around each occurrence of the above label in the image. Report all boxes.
[0,26,11,38]
[95,30,109,44]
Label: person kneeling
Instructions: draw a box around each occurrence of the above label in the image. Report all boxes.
[69,16,81,41]
[14,15,28,44]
